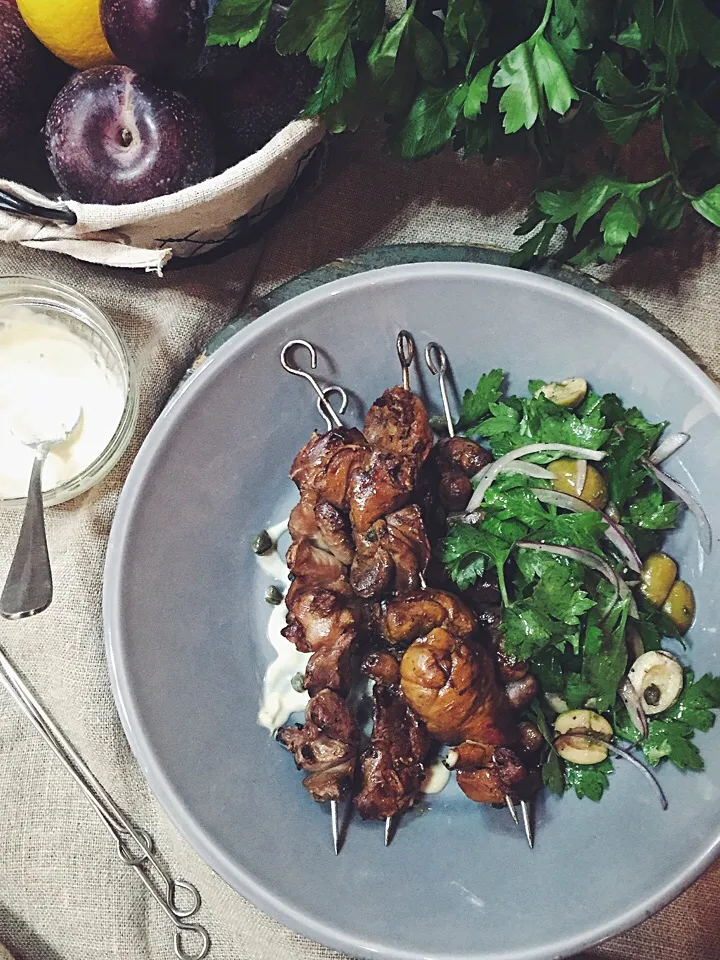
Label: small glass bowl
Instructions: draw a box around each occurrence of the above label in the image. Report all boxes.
[0,276,139,509]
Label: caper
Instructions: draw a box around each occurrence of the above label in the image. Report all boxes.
[265,585,284,605]
[252,529,273,555]
[640,552,678,607]
[549,458,608,510]
[291,673,306,693]
[662,580,696,635]
[643,683,661,706]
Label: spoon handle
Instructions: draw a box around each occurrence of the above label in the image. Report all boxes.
[1,451,52,620]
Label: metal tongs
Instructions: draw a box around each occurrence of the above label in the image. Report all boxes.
[0,642,211,958]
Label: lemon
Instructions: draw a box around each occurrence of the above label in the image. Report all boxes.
[16,0,115,69]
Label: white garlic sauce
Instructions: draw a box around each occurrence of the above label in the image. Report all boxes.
[254,517,451,796]
[256,520,310,733]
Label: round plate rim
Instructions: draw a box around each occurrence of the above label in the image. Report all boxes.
[104,260,720,960]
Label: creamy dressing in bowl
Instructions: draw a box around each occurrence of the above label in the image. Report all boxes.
[0,306,126,500]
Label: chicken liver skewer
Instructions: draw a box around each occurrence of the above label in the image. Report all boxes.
[277,340,363,854]
[425,341,533,845]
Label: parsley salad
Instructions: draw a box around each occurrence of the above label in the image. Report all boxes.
[439,370,720,804]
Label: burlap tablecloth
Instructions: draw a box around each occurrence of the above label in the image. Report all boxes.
[2,123,720,960]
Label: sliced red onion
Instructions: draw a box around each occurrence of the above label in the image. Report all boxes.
[516,541,621,602]
[643,459,712,554]
[565,733,668,810]
[625,626,645,662]
[467,443,606,512]
[503,462,555,480]
[618,678,648,739]
[530,489,642,574]
[575,458,587,496]
[650,432,690,465]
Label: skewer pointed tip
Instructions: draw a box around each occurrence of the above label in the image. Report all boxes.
[384,815,395,847]
[520,800,533,849]
[331,800,340,855]
[505,794,519,825]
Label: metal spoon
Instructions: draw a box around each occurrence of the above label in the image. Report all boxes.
[0,399,82,620]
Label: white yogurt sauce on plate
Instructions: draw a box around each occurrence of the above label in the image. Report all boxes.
[0,305,125,499]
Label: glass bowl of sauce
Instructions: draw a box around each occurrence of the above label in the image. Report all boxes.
[0,276,138,508]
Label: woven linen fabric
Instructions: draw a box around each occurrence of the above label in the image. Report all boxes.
[2,122,720,960]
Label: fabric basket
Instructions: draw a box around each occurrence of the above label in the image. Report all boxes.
[0,117,325,274]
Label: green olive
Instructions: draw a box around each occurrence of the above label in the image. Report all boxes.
[538,378,588,408]
[549,458,608,510]
[662,580,696,634]
[640,552,678,607]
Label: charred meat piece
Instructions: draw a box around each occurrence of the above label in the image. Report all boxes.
[316,439,371,511]
[290,427,366,497]
[354,683,430,820]
[434,437,492,477]
[433,437,492,511]
[363,386,433,464]
[314,501,355,565]
[304,631,355,697]
[348,451,417,533]
[362,650,401,687]
[438,472,473,511]
[377,588,476,645]
[456,746,527,804]
[400,627,515,745]
[350,505,431,599]
[282,582,356,651]
[286,539,347,586]
[277,689,360,803]
[505,674,540,710]
[517,721,544,755]
[287,498,354,565]
[466,595,531,683]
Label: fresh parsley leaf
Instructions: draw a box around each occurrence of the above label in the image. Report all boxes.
[410,18,445,84]
[305,41,356,112]
[628,486,680,530]
[464,61,495,120]
[493,9,577,134]
[564,672,594,709]
[458,369,504,429]
[643,720,704,769]
[664,672,720,731]
[692,183,720,227]
[580,603,629,711]
[531,563,595,625]
[503,603,555,660]
[443,0,487,68]
[440,521,511,594]
[389,83,468,159]
[601,195,644,247]
[543,749,565,796]
[206,0,272,46]
[277,0,354,63]
[565,758,613,801]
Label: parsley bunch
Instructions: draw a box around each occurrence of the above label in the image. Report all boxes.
[441,370,720,801]
[207,0,720,265]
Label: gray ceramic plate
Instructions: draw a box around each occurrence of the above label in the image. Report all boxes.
[104,262,720,960]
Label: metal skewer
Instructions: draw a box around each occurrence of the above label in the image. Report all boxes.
[381,330,421,847]
[425,342,532,845]
[0,647,210,960]
[396,330,415,390]
[425,342,455,438]
[521,800,534,848]
[281,340,353,854]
